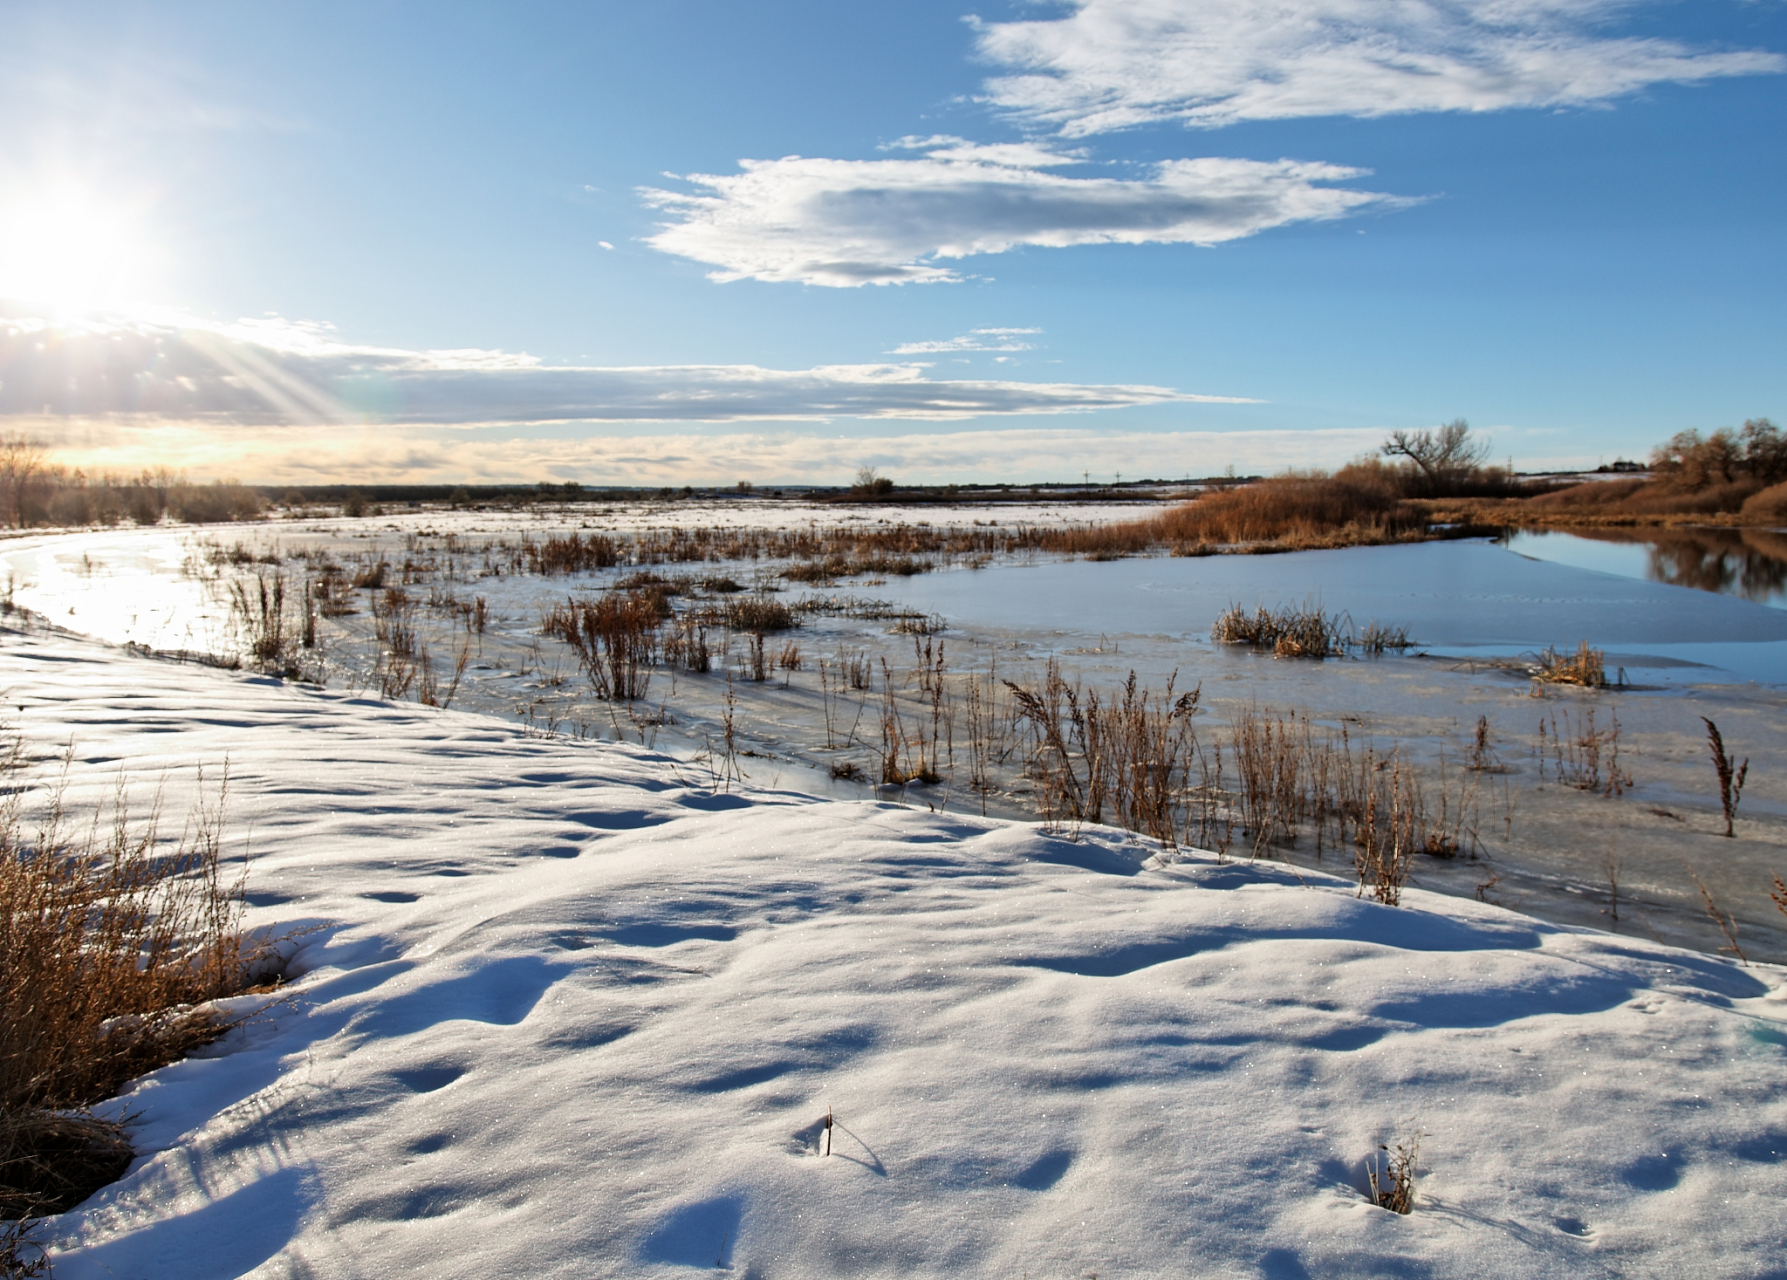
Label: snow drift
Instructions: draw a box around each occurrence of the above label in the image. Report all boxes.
[3,628,1782,1278]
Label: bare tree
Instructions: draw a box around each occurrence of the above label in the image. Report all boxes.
[1381,419,1490,493]
[0,435,47,528]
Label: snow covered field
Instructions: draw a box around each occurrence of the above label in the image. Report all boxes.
[7,623,1785,1278]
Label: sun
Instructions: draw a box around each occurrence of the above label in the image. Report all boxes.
[0,180,159,313]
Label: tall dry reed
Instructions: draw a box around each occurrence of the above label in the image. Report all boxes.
[541,590,667,701]
[1003,662,1202,847]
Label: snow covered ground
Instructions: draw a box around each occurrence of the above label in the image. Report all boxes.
[7,623,1785,1278]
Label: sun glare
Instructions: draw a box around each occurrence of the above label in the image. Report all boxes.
[0,182,159,313]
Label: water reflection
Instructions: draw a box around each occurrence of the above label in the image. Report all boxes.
[1503,527,1787,608]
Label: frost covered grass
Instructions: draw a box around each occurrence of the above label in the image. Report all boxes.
[0,629,1780,1277]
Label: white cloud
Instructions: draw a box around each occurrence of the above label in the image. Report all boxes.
[0,310,1231,428]
[641,139,1401,285]
[974,0,1785,134]
[892,327,1042,354]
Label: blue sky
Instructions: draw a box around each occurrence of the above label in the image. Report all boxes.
[0,0,1782,485]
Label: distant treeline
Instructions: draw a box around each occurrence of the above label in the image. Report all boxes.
[0,439,1217,529]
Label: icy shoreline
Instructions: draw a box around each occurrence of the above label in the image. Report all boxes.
[4,627,1782,1278]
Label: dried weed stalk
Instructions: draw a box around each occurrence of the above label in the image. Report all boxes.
[1700,717,1748,838]
[1692,873,1747,965]
[1537,709,1632,796]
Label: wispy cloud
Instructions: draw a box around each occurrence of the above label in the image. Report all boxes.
[974,0,1785,134]
[641,138,1402,285]
[0,310,1230,426]
[891,327,1042,354]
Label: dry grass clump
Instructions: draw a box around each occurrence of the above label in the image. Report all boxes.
[1530,641,1605,688]
[783,554,930,583]
[890,613,946,636]
[708,596,798,634]
[788,633,1492,882]
[1366,1132,1421,1214]
[1211,604,1347,658]
[818,636,1484,884]
[1350,755,1423,905]
[1214,708,1481,898]
[541,590,668,700]
[228,573,292,669]
[1537,709,1632,796]
[1,745,269,1222]
[852,554,931,577]
[1694,873,1747,964]
[226,572,321,678]
[370,586,472,703]
[1212,605,1417,660]
[783,558,845,584]
[1356,621,1414,656]
[1522,476,1757,520]
[612,520,1026,570]
[521,532,621,575]
[661,615,712,673]
[1161,463,1440,547]
[1163,467,1413,543]
[1004,662,1202,847]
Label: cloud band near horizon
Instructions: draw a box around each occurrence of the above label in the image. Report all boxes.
[0,312,1240,427]
[27,419,1401,487]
